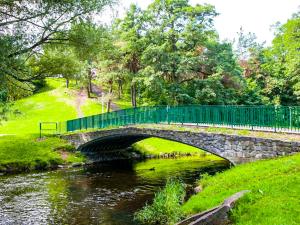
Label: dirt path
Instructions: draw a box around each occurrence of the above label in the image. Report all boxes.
[91,83,120,111]
[75,88,87,118]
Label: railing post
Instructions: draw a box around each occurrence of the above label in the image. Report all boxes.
[167,105,170,124]
[289,106,292,131]
[274,106,277,132]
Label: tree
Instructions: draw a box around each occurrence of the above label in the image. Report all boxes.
[34,47,83,88]
[0,0,113,99]
[0,90,9,123]
[133,0,242,105]
[271,12,300,103]
[116,4,146,107]
[69,21,112,97]
[98,45,124,112]
[235,27,263,61]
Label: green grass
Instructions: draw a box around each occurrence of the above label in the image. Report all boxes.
[81,97,105,116]
[0,135,84,173]
[135,179,186,225]
[133,137,212,156]
[114,98,132,109]
[0,78,77,135]
[182,154,300,225]
[0,78,107,135]
[0,78,90,173]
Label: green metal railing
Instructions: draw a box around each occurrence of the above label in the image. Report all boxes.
[63,105,300,133]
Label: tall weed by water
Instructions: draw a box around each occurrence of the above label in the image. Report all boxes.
[134,179,185,225]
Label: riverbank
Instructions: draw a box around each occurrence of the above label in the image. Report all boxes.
[182,153,300,224]
[0,135,85,174]
[0,78,106,174]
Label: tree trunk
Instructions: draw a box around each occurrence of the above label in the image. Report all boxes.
[118,79,122,99]
[106,80,113,113]
[66,78,69,88]
[88,75,93,95]
[86,86,91,98]
[131,83,137,108]
[106,100,111,113]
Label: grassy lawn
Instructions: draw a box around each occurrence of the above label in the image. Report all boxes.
[0,135,84,173]
[0,78,94,173]
[114,97,132,109]
[0,78,77,135]
[182,153,300,225]
[0,78,107,135]
[133,137,215,156]
[81,97,105,117]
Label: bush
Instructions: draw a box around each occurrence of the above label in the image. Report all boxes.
[134,179,186,225]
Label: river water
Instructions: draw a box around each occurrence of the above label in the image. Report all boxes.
[0,158,229,225]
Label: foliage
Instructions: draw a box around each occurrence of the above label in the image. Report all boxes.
[0,0,113,99]
[239,12,300,105]
[182,153,300,225]
[34,46,84,87]
[134,179,186,225]
[114,0,244,106]
[115,4,146,107]
[2,0,300,107]
[69,21,113,97]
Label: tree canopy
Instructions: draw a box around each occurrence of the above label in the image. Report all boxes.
[1,0,300,108]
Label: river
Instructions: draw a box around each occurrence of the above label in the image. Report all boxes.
[0,157,229,225]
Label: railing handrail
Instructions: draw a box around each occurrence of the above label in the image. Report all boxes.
[61,105,300,133]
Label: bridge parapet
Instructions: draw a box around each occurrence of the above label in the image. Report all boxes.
[61,126,300,164]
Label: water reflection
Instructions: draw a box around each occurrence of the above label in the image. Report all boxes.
[0,158,229,225]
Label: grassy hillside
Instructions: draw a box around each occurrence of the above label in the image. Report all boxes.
[0,78,102,173]
[0,78,105,135]
[182,153,300,225]
[0,79,77,135]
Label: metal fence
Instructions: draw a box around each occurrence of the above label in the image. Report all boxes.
[63,105,300,133]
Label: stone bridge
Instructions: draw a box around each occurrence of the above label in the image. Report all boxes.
[61,126,300,164]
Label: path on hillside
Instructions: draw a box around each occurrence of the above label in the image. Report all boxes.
[91,83,120,111]
[75,88,87,118]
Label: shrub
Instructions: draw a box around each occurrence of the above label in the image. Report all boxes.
[134,179,186,225]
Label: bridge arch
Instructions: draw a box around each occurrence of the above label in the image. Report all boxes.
[77,133,231,163]
[62,127,300,165]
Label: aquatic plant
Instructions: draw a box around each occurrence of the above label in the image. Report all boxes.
[134,179,186,225]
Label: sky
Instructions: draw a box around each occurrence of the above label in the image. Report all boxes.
[103,0,300,46]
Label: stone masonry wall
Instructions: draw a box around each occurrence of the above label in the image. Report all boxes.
[62,127,300,164]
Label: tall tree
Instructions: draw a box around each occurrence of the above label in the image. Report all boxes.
[98,40,124,112]
[136,0,242,105]
[116,4,146,107]
[69,21,111,97]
